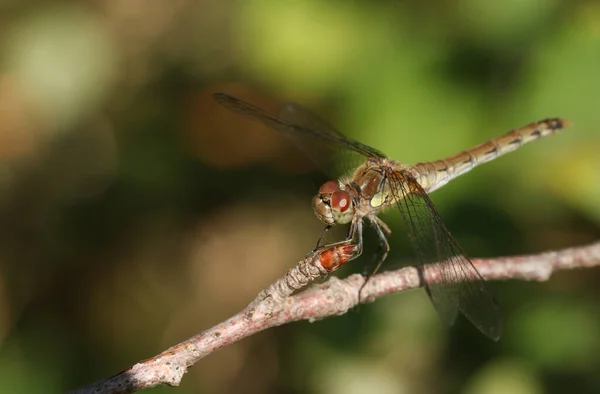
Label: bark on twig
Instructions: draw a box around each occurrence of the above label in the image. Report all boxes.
[71,241,600,394]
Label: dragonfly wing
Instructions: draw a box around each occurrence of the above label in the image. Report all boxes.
[279,103,386,158]
[388,171,503,340]
[214,93,386,179]
[277,103,371,179]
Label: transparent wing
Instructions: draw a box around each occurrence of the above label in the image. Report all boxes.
[388,171,503,341]
[214,93,386,179]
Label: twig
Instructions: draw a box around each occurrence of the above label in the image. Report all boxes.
[71,240,600,394]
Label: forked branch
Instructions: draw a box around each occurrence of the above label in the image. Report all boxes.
[71,241,600,394]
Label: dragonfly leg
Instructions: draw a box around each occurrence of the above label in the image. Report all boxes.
[364,216,390,276]
[315,224,333,249]
[313,219,363,261]
[353,219,364,257]
[372,215,392,236]
[370,220,390,277]
[359,217,390,300]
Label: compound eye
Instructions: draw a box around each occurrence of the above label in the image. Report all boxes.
[319,180,339,194]
[331,190,352,212]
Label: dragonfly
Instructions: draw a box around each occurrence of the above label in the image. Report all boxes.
[213,92,570,341]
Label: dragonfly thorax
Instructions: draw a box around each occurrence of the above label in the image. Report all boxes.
[312,180,355,225]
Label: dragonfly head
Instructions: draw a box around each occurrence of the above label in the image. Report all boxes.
[312,180,354,225]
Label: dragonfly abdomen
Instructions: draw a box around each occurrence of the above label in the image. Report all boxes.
[411,118,570,193]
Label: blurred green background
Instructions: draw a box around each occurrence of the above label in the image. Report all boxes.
[0,1,599,393]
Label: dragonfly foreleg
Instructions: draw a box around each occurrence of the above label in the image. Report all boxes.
[315,224,333,249]
[313,218,363,261]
